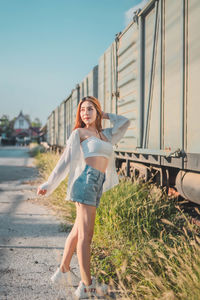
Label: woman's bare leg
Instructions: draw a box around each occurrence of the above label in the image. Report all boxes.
[76,202,96,286]
[59,218,78,272]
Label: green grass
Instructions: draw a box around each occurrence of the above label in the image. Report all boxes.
[29,143,46,157]
[92,180,200,299]
[34,151,76,222]
[35,151,200,299]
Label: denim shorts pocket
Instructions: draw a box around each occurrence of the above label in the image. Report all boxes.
[86,171,99,184]
[71,174,85,198]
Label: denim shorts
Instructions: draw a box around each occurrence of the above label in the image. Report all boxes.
[70,164,106,208]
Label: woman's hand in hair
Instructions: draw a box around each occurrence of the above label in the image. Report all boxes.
[101,111,109,119]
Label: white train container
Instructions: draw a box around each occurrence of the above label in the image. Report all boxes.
[115,0,200,203]
[79,66,98,99]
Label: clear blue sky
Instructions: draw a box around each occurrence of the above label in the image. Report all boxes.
[0,0,146,125]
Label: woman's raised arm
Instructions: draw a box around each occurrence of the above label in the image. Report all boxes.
[102,111,130,145]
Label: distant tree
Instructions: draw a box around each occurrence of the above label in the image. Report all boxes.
[0,115,12,137]
[31,117,42,128]
[10,117,16,130]
[0,114,9,127]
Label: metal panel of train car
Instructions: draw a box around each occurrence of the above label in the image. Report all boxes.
[49,111,55,146]
[79,81,84,99]
[140,0,182,161]
[65,95,72,140]
[51,112,55,146]
[87,66,98,98]
[54,107,59,145]
[98,42,117,129]
[87,71,93,96]
[98,53,105,111]
[71,87,79,129]
[163,0,182,152]
[117,22,138,151]
[93,65,98,98]
[187,0,200,154]
[98,53,104,110]
[59,101,65,147]
[79,66,98,100]
[142,2,161,150]
[79,78,87,99]
[46,116,51,145]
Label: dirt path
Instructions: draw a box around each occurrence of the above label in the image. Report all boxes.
[0,146,80,300]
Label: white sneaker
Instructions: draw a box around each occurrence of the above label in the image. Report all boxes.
[50,267,79,286]
[74,277,108,299]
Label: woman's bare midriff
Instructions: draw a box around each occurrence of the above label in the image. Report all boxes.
[85,156,109,173]
[78,128,110,173]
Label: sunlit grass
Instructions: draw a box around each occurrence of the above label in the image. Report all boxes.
[92,179,200,299]
[35,151,200,299]
[29,142,46,157]
[34,151,76,222]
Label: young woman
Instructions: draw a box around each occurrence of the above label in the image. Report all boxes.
[37,96,130,298]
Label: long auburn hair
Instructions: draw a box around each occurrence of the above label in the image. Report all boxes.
[73,96,103,131]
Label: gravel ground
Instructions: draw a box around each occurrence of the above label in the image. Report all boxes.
[0,146,81,300]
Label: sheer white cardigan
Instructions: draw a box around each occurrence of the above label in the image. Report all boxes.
[39,113,130,200]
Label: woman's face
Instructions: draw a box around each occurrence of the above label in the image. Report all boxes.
[80,100,97,127]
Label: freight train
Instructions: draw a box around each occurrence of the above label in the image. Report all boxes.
[46,0,200,204]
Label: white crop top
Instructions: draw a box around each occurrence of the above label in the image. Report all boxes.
[81,136,113,159]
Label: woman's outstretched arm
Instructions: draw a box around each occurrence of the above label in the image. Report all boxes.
[37,131,75,196]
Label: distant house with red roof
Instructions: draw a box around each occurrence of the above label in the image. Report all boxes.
[13,111,31,131]
[13,111,41,144]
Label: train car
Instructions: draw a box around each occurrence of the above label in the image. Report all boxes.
[113,0,200,204]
